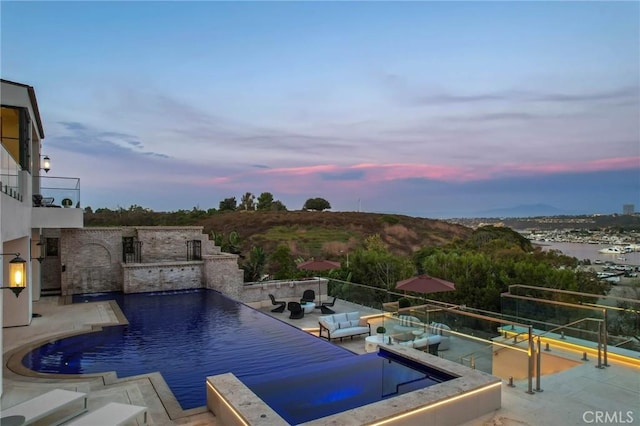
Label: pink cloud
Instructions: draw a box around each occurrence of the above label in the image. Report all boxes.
[198,156,640,193]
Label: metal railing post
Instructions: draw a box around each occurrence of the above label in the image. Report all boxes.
[596,321,604,369]
[527,325,534,394]
[535,337,543,392]
[602,310,609,367]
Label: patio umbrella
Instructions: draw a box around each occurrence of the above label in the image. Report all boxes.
[395,274,456,294]
[296,259,341,303]
[296,259,341,271]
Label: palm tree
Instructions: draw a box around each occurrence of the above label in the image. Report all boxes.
[239,192,255,211]
[244,246,266,282]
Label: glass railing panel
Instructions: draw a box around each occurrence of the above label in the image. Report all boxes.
[502,285,640,352]
[36,176,81,208]
[0,144,21,199]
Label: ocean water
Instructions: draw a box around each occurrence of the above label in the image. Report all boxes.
[533,241,640,266]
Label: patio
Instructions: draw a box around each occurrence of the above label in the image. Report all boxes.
[2,295,639,425]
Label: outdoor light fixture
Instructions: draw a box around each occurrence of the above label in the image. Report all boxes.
[41,155,51,173]
[1,253,27,297]
[31,241,44,263]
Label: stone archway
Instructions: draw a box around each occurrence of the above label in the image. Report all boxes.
[66,242,120,294]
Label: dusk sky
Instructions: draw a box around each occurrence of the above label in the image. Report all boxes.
[2,1,639,218]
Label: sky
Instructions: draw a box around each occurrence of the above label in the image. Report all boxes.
[1,1,639,218]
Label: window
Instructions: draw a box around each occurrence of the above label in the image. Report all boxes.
[46,238,59,257]
[0,106,30,172]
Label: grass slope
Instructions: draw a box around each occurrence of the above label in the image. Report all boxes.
[198,211,472,259]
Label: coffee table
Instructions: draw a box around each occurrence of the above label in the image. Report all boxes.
[300,302,316,313]
[365,335,384,353]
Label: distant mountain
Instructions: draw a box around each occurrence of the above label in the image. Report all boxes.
[475,203,565,218]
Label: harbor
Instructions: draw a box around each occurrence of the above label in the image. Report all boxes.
[531,241,640,267]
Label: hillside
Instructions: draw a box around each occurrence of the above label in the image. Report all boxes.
[197,211,473,259]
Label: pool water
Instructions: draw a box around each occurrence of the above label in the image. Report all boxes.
[243,349,455,424]
[22,289,452,422]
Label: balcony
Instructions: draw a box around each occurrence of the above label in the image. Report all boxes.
[31,176,83,228]
[1,143,22,201]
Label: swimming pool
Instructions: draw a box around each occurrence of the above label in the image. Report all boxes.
[22,289,451,422]
[242,349,455,424]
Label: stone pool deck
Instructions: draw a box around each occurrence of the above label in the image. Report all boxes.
[2,296,639,425]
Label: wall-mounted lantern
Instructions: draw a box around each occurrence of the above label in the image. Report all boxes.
[41,155,51,173]
[32,241,44,263]
[1,253,27,297]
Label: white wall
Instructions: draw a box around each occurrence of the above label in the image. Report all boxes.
[1,81,43,397]
[2,237,32,327]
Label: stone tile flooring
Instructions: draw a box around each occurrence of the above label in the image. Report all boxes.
[3,296,639,425]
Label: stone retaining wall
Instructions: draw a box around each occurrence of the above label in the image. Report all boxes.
[123,261,203,293]
[241,278,328,309]
[51,226,242,296]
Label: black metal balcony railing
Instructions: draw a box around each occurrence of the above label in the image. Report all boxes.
[34,176,81,208]
[123,240,143,263]
[187,240,202,261]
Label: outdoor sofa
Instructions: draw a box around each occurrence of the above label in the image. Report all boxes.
[391,315,451,350]
[318,311,371,341]
[394,333,442,351]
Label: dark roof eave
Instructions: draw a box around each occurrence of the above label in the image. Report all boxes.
[1,78,45,139]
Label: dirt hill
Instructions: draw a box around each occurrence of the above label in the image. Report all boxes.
[198,211,472,259]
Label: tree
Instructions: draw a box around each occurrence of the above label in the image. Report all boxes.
[239,192,256,211]
[268,245,297,279]
[244,246,266,282]
[303,197,331,211]
[219,197,237,211]
[271,200,288,211]
[256,192,274,211]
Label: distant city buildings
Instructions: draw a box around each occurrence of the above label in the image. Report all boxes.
[623,204,635,215]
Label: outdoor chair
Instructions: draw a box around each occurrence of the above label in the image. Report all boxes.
[287,302,305,319]
[320,296,337,314]
[300,289,316,304]
[32,194,44,207]
[428,342,440,356]
[269,294,286,313]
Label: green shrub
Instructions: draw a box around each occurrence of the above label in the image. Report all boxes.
[398,297,411,308]
[380,215,399,225]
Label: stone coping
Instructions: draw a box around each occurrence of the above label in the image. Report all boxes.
[207,343,502,425]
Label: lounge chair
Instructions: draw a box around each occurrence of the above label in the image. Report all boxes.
[320,296,337,314]
[287,301,305,319]
[64,402,147,426]
[268,294,286,313]
[0,388,87,425]
[300,289,316,304]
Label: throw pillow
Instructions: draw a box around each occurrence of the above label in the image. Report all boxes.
[346,312,360,322]
[338,321,352,329]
